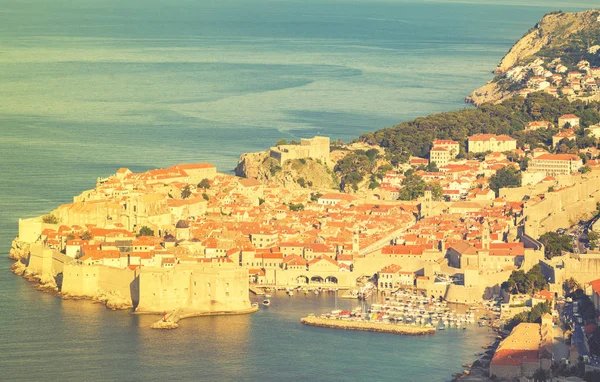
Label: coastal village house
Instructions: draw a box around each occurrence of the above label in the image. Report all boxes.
[558,114,580,129]
[429,139,460,167]
[377,264,414,290]
[525,121,553,131]
[552,129,577,148]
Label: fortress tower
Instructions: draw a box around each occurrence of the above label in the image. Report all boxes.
[269,136,330,165]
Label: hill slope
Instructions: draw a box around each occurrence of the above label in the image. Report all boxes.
[468,10,600,105]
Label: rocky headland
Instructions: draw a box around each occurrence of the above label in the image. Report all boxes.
[234,150,338,190]
[467,10,600,105]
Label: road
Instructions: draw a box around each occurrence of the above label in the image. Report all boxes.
[552,324,569,361]
[562,300,600,368]
[565,213,600,254]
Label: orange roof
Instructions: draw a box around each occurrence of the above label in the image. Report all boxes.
[381,245,429,256]
[490,349,539,366]
[534,154,580,161]
[304,243,334,253]
[590,278,600,296]
[533,290,553,302]
[527,121,551,127]
[433,139,459,145]
[283,254,308,266]
[380,264,403,274]
[319,193,357,201]
[248,268,265,276]
[255,252,284,260]
[174,163,216,170]
[308,255,339,267]
[553,129,576,138]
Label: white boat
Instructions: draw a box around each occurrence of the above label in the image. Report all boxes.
[263,299,270,306]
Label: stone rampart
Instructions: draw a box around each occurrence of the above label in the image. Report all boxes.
[62,264,101,297]
[27,243,71,276]
[524,172,600,237]
[136,264,251,313]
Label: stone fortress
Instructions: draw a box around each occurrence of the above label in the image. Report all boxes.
[19,218,253,317]
[269,136,330,165]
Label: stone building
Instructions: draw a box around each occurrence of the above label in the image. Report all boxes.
[525,121,553,131]
[429,139,460,167]
[269,136,330,165]
[552,129,577,148]
[467,134,517,153]
[377,264,414,290]
[489,317,552,380]
[558,114,580,129]
[528,154,583,176]
[173,163,217,182]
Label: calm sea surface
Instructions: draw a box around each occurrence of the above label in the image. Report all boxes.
[1,0,597,380]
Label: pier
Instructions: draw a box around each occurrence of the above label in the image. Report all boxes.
[150,305,259,329]
[249,286,265,296]
[300,316,436,335]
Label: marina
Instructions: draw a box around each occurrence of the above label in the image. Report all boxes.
[295,288,484,336]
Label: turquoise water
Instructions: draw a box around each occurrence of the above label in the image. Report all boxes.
[1,0,598,380]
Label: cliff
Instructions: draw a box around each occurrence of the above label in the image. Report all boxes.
[468,10,600,105]
[235,150,338,190]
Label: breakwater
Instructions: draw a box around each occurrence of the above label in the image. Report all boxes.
[300,316,436,335]
[150,305,260,329]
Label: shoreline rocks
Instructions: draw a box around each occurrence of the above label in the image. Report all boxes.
[9,239,30,262]
[300,316,436,335]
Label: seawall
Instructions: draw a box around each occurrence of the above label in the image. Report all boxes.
[300,316,436,335]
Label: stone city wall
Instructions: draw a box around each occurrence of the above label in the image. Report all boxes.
[27,243,71,276]
[524,172,600,237]
[136,265,251,313]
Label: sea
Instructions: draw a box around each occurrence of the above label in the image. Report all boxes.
[1,0,598,380]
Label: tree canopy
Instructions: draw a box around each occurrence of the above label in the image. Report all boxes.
[181,185,192,199]
[539,232,573,259]
[505,301,551,331]
[359,93,600,162]
[41,214,58,224]
[397,174,442,201]
[137,226,154,237]
[489,166,521,196]
[197,178,211,189]
[502,265,548,295]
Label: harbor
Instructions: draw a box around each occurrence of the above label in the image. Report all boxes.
[296,288,482,333]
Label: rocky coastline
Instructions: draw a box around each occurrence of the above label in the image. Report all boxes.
[8,237,132,311]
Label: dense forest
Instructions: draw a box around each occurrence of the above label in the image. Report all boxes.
[358,93,600,165]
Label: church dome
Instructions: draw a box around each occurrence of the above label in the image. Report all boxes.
[175,220,189,229]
